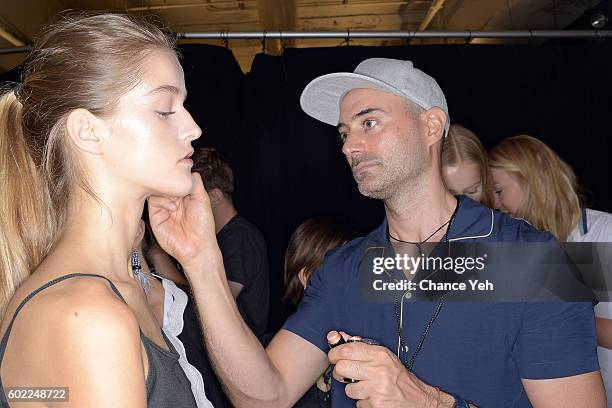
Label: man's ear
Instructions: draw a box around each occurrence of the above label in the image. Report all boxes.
[423,107,447,147]
[208,188,225,205]
[65,108,105,155]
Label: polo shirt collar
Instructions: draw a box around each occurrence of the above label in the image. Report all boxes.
[368,195,495,243]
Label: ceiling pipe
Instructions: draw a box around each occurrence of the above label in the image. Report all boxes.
[0,46,29,54]
[178,29,612,39]
[1,29,611,55]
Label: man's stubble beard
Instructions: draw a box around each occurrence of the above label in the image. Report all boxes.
[355,131,427,201]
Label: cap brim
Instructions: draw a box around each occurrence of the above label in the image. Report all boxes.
[300,72,408,126]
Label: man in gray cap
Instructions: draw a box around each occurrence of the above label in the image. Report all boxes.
[189,58,605,407]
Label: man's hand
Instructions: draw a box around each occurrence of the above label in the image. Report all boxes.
[147,172,219,270]
[327,331,454,408]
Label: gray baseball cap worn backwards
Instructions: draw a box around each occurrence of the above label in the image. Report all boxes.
[300,58,450,135]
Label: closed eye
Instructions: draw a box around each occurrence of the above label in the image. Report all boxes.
[156,111,176,119]
[466,185,481,195]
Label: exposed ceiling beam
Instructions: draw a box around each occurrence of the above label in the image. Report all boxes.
[256,0,297,54]
[0,0,64,72]
[419,0,446,30]
[0,24,24,46]
[121,1,258,13]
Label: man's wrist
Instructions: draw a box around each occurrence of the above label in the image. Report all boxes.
[438,391,456,407]
[446,393,475,408]
[181,250,224,280]
[421,384,454,408]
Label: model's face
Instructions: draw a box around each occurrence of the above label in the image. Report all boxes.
[491,168,525,217]
[442,162,483,202]
[102,49,201,197]
[338,89,426,200]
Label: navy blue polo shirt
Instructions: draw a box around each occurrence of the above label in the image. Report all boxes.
[283,196,599,407]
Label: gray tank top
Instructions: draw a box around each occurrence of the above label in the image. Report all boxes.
[0,273,198,408]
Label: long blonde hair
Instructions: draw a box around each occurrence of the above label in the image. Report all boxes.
[0,13,174,315]
[441,124,494,207]
[488,135,581,241]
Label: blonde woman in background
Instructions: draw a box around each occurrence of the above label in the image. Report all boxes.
[441,124,495,207]
[0,13,220,407]
[489,134,612,404]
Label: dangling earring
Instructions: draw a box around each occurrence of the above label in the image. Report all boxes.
[131,248,151,294]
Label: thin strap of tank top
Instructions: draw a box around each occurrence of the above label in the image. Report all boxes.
[0,273,128,363]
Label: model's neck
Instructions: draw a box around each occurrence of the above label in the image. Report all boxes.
[52,186,145,281]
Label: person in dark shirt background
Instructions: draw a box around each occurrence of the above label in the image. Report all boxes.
[192,147,270,337]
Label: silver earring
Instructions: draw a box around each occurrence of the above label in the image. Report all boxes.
[131,248,151,294]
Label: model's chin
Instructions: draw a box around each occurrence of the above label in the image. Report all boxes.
[159,173,195,197]
[177,174,196,195]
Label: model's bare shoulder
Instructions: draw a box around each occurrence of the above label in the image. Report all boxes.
[1,274,133,342]
[4,277,147,407]
[54,276,139,336]
[49,278,147,406]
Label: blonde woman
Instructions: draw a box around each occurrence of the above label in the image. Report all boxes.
[0,13,220,407]
[441,124,494,207]
[489,134,612,403]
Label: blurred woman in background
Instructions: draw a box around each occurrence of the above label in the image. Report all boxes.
[441,124,494,207]
[489,134,612,404]
[283,217,356,407]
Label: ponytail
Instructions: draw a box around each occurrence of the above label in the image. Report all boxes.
[0,90,54,315]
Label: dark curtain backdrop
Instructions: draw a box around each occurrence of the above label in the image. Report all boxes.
[179,43,612,331]
[3,42,612,331]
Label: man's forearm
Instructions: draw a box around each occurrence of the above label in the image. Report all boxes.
[183,251,288,407]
